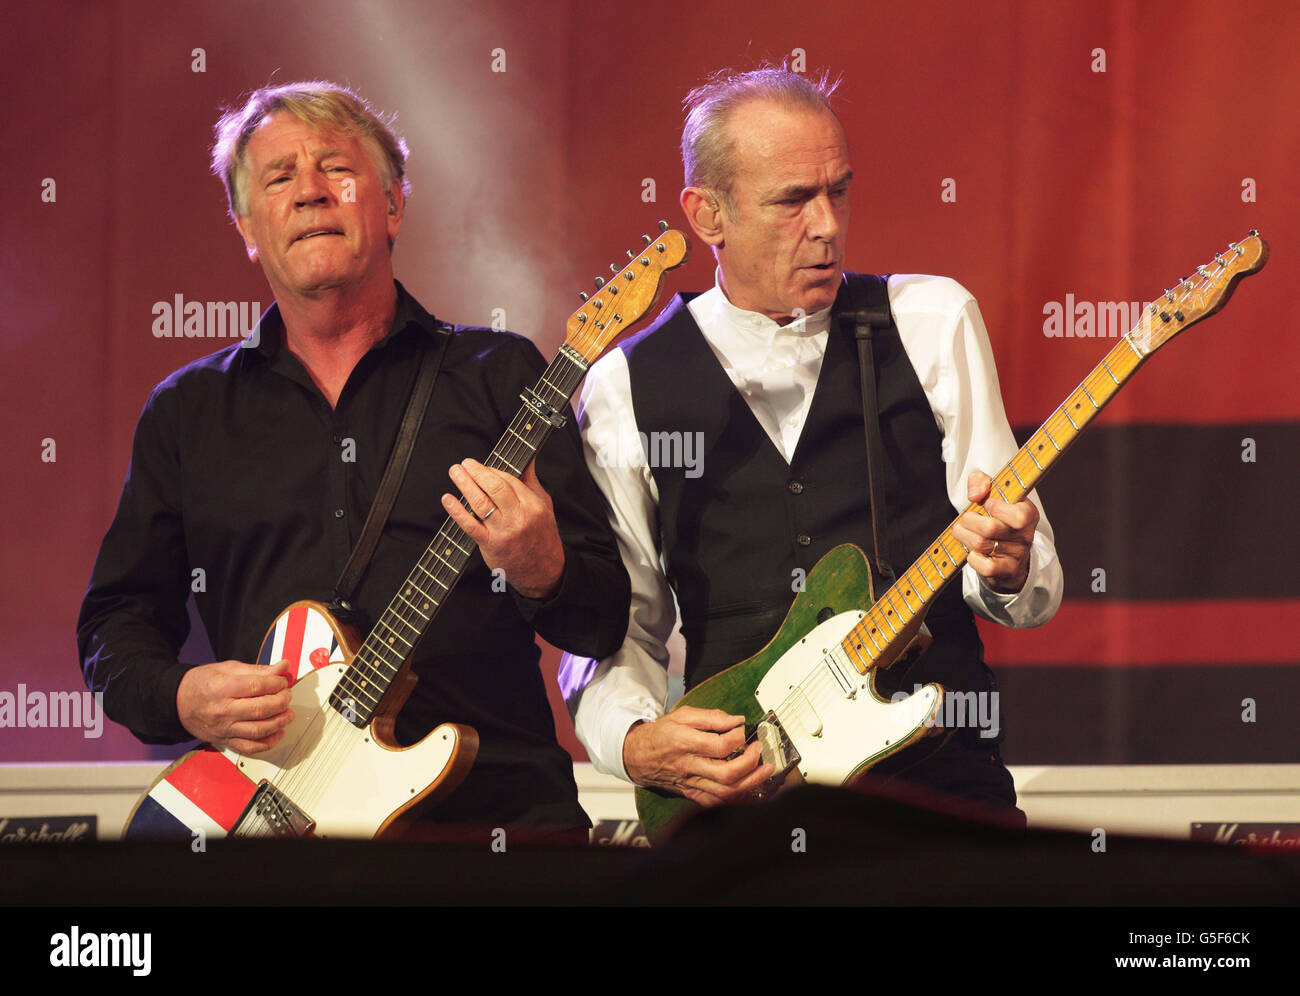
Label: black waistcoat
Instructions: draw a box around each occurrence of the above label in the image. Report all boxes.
[621,275,989,696]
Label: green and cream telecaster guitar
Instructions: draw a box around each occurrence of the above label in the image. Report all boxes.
[636,231,1269,844]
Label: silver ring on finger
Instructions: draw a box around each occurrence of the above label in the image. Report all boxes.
[991,540,1000,556]
[481,505,496,521]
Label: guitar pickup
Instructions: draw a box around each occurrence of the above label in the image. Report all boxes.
[824,654,857,699]
[237,781,316,838]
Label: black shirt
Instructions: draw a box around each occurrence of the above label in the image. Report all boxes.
[77,281,630,831]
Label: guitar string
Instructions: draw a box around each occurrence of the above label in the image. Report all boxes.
[757,257,1235,770]
[238,319,621,835]
[235,380,557,832]
[261,379,570,829]
[232,240,683,834]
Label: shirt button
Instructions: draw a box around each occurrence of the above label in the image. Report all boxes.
[796,533,811,547]
[334,508,345,519]
[331,434,342,444]
[788,481,804,494]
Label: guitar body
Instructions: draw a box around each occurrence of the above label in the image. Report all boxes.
[124,601,477,839]
[635,544,944,844]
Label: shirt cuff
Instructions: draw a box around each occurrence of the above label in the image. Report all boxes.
[596,709,660,783]
[964,536,1060,628]
[147,659,198,744]
[509,553,574,620]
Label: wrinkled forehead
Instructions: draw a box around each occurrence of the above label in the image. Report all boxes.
[243,112,361,165]
[727,103,850,185]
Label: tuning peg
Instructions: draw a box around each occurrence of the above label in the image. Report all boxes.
[595,276,605,288]
[626,250,635,259]
[658,220,669,232]
[579,292,589,301]
[642,234,652,245]
[610,263,619,273]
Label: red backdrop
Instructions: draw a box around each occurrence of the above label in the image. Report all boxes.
[3,0,1296,767]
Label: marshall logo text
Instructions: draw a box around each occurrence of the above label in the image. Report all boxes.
[1191,821,1300,847]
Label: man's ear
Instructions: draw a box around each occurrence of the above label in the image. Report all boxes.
[233,214,259,263]
[680,186,725,248]
[386,181,405,247]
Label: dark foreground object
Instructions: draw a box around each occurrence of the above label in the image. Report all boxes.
[3,784,1298,906]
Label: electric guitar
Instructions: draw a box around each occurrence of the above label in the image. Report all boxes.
[125,224,690,840]
[636,231,1269,844]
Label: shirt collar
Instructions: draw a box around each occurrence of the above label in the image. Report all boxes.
[242,279,443,365]
[703,267,833,369]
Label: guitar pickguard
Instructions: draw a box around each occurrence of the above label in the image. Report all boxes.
[754,611,943,786]
[125,602,475,839]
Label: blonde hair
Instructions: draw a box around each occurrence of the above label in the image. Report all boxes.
[212,81,409,218]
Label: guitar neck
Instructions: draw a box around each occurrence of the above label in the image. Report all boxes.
[841,330,1151,668]
[329,345,591,725]
[316,223,691,724]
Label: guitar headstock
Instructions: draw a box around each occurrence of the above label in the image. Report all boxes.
[1130,231,1269,356]
[564,222,690,363]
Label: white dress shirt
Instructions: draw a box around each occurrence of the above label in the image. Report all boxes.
[559,272,1063,780]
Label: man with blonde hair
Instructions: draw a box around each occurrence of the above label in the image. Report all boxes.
[79,81,630,840]
[562,66,1062,822]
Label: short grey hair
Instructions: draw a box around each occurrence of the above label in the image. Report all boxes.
[211,80,410,219]
[681,64,841,213]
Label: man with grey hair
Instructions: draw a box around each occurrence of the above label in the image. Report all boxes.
[79,81,630,840]
[561,66,1062,822]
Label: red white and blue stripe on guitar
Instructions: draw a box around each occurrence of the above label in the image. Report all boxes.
[125,605,343,838]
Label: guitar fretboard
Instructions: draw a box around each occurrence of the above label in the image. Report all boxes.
[835,329,1151,674]
[328,345,591,725]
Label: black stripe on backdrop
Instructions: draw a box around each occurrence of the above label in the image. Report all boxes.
[1013,422,1297,600]
[999,664,1299,765]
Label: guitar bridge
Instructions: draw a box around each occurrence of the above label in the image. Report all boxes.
[236,781,316,838]
[741,712,802,801]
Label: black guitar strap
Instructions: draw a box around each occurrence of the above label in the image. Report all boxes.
[838,272,897,587]
[329,325,453,627]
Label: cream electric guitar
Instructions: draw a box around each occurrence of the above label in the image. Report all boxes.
[126,224,690,840]
[636,232,1269,844]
